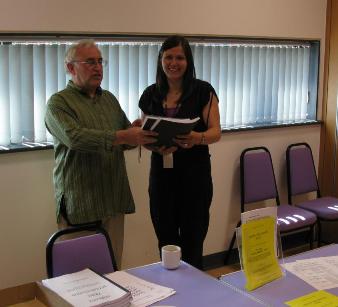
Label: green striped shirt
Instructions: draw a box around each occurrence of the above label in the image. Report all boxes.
[45,81,135,224]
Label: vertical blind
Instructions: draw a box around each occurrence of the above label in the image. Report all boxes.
[0,38,319,148]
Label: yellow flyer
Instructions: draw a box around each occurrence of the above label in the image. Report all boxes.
[241,216,282,291]
[285,290,338,306]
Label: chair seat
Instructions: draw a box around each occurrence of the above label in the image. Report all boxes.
[296,197,338,220]
[277,204,317,232]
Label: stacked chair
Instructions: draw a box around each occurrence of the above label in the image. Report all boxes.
[46,223,117,278]
[225,146,317,264]
[286,142,338,246]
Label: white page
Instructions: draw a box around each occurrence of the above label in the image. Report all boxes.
[143,115,200,126]
[318,255,338,270]
[106,271,175,307]
[283,257,338,290]
[241,207,277,224]
[150,118,161,130]
[42,268,129,307]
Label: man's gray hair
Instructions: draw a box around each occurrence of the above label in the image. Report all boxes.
[64,39,100,72]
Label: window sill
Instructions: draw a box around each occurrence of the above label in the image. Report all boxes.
[0,142,54,154]
[221,119,321,133]
[0,120,322,154]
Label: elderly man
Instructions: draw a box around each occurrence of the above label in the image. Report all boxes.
[45,39,156,268]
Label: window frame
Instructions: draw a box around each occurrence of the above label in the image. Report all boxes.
[0,33,321,154]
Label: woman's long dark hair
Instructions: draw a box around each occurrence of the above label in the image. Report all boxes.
[156,35,196,103]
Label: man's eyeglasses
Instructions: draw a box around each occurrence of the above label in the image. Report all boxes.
[72,59,108,67]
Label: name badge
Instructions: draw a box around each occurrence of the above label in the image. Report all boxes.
[163,153,173,168]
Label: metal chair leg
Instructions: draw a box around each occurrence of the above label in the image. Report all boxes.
[224,221,241,265]
[224,232,236,265]
[309,225,314,250]
[317,220,322,247]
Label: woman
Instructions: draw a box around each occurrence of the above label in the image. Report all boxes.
[139,35,221,269]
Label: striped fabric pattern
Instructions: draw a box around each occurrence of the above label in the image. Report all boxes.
[45,81,135,224]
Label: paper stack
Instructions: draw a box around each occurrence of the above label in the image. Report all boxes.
[283,256,338,290]
[42,268,132,307]
[106,271,176,307]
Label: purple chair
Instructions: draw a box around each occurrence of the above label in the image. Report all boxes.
[224,147,317,264]
[46,224,117,278]
[286,143,338,246]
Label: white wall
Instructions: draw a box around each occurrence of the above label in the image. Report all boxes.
[0,0,327,289]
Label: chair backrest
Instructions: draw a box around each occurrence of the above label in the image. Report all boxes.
[240,147,280,212]
[46,224,117,278]
[286,142,320,203]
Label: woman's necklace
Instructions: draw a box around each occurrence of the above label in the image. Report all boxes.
[163,100,181,117]
[163,90,182,116]
[163,95,182,117]
[163,100,181,111]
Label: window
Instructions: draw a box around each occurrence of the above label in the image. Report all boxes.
[0,36,319,151]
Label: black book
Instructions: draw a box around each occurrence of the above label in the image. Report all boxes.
[142,115,200,148]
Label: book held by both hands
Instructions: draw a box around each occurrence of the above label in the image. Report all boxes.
[142,115,200,148]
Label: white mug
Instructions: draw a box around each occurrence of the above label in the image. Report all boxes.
[161,245,181,270]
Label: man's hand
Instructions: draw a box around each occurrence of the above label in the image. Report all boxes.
[115,127,158,146]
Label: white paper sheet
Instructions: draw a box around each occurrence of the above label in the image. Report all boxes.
[283,256,338,290]
[42,268,131,307]
[241,207,277,224]
[106,271,176,307]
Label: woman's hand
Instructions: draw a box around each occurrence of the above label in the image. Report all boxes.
[174,131,201,149]
[131,118,143,127]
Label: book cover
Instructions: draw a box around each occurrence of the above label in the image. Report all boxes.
[142,115,200,148]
